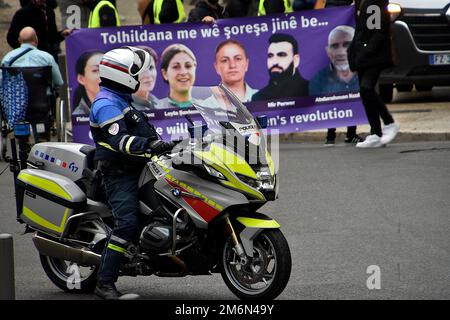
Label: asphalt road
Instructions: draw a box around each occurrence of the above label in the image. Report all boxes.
[0,140,449,300]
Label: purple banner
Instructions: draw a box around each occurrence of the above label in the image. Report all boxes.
[65,6,367,144]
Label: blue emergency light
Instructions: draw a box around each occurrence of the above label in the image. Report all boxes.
[13,122,31,138]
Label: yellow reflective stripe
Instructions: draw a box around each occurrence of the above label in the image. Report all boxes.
[213,144,257,179]
[195,144,257,178]
[154,0,185,24]
[18,172,71,200]
[193,145,264,201]
[107,243,126,253]
[258,0,293,15]
[236,217,280,229]
[98,142,116,152]
[89,0,120,28]
[266,151,275,175]
[23,206,69,233]
[210,163,265,201]
[175,0,186,23]
[125,136,135,154]
[98,141,151,158]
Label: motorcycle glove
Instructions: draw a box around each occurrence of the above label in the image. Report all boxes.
[147,140,175,155]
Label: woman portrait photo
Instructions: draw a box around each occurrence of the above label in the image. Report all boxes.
[159,43,200,109]
[131,46,160,111]
[72,50,104,115]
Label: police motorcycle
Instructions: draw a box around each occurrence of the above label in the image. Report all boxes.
[10,84,291,300]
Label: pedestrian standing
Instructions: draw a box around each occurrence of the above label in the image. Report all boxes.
[188,0,228,23]
[348,0,400,148]
[7,0,72,62]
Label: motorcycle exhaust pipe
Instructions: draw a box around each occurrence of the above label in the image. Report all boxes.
[32,234,101,266]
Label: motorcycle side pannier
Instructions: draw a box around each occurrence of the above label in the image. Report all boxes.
[16,169,87,236]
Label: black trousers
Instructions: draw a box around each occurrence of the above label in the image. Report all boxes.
[326,126,357,141]
[358,67,394,137]
[97,167,141,284]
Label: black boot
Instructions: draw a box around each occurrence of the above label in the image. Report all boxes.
[95,282,140,300]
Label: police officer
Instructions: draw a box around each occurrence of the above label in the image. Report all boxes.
[258,0,293,15]
[87,0,121,28]
[90,46,174,299]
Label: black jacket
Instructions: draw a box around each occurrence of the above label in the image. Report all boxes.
[7,3,64,59]
[348,0,393,71]
[261,0,287,14]
[226,0,252,17]
[159,0,182,23]
[88,0,118,27]
[325,0,353,7]
[188,1,228,23]
[251,70,309,101]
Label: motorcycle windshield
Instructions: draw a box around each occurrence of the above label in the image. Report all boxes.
[193,84,265,148]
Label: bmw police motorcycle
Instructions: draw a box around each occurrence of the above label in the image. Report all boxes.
[10,84,291,300]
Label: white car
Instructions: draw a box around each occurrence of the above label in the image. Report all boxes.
[379,0,450,102]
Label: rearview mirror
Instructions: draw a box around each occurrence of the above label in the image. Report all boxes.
[188,123,208,139]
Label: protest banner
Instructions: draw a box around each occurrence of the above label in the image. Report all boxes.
[65,6,367,144]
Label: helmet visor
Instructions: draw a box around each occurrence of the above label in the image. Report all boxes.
[126,47,151,77]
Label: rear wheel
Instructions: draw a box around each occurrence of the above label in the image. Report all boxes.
[39,254,98,293]
[37,222,107,293]
[220,229,291,300]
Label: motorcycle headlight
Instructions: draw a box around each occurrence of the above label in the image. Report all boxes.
[204,164,226,180]
[237,167,275,191]
[256,166,272,181]
[236,173,259,189]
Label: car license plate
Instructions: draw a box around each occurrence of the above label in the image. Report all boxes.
[429,54,450,65]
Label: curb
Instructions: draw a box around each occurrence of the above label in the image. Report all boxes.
[279,132,450,143]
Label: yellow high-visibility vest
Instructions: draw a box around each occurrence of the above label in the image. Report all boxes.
[258,0,293,16]
[88,0,121,28]
[153,0,186,24]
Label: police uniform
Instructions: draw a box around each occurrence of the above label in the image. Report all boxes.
[90,86,159,284]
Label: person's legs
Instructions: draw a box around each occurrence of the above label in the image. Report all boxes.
[346,126,357,138]
[96,169,140,298]
[358,67,384,137]
[376,93,394,126]
[326,128,336,141]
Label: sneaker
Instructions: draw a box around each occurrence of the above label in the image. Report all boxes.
[356,135,385,148]
[95,282,140,300]
[381,122,400,144]
[323,139,335,147]
[345,135,364,144]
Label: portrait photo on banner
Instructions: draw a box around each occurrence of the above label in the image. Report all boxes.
[65,6,368,144]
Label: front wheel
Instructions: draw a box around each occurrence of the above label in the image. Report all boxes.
[220,229,291,300]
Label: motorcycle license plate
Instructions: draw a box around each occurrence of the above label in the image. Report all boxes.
[148,161,167,179]
[429,54,450,65]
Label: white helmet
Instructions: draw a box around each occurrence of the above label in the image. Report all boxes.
[99,46,151,94]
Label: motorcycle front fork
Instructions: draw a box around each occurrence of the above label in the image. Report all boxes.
[224,217,248,265]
